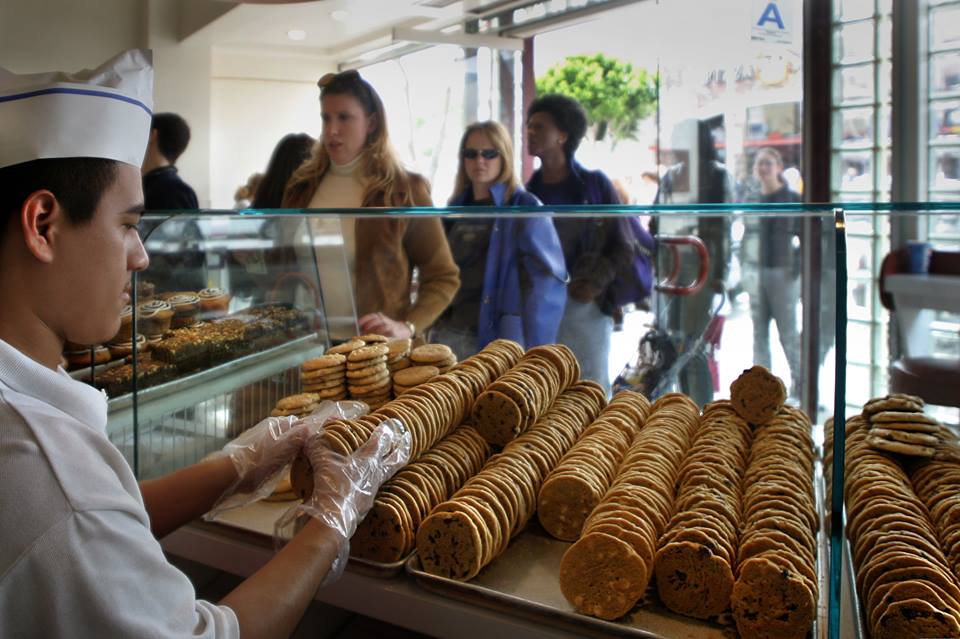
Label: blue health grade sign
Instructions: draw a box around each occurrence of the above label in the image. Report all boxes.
[751,0,794,45]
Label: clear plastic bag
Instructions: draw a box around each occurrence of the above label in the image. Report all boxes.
[204,400,369,520]
[274,418,412,585]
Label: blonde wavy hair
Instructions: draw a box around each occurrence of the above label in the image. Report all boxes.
[450,120,519,204]
[283,70,427,208]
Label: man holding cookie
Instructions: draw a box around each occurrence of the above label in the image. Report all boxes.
[0,51,408,638]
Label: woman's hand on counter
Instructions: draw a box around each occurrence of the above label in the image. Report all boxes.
[358,312,413,338]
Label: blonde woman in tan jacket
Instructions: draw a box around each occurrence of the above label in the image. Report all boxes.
[284,70,459,339]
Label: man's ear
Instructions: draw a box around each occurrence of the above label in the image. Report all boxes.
[20,190,61,264]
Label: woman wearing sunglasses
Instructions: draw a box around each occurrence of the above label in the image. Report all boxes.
[430,121,567,359]
[284,71,459,340]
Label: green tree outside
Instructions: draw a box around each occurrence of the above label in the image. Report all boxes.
[536,53,658,144]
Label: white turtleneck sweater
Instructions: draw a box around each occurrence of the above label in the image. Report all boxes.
[308,154,366,278]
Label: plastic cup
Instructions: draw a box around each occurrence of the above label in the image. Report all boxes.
[906,240,932,274]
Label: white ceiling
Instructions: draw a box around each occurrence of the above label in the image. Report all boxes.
[192,0,527,63]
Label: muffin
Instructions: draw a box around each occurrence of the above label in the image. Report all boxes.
[167,293,201,329]
[66,346,110,368]
[107,334,148,360]
[138,300,173,337]
[198,287,231,316]
[115,305,134,341]
[136,279,156,303]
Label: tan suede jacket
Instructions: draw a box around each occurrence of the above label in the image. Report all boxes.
[286,172,460,334]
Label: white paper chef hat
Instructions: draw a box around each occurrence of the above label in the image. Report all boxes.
[0,49,153,169]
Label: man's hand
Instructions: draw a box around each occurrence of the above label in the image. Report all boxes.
[275,419,412,585]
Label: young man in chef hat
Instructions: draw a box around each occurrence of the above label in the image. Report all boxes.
[0,50,409,638]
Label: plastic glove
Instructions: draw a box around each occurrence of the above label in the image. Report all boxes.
[274,418,412,586]
[205,400,368,520]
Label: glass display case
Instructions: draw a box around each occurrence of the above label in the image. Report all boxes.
[69,202,960,638]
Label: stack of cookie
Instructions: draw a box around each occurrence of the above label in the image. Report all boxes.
[270,392,320,419]
[538,390,651,541]
[417,381,604,581]
[385,338,412,374]
[392,365,439,396]
[351,426,492,563]
[410,343,457,373]
[299,353,347,401]
[471,344,580,446]
[654,400,752,619]
[911,457,960,607]
[558,392,700,621]
[445,339,524,397]
[836,415,960,638]
[731,406,817,639]
[730,365,787,426]
[863,393,942,458]
[346,344,391,409]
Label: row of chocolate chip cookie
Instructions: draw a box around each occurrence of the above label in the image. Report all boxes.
[350,425,492,563]
[537,390,651,541]
[471,344,580,446]
[416,382,604,581]
[863,393,943,458]
[836,414,960,639]
[654,400,752,620]
[559,392,701,621]
[731,406,818,639]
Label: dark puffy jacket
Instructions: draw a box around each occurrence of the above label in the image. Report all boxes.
[448,182,568,349]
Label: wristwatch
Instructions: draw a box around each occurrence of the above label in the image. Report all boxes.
[405,321,416,338]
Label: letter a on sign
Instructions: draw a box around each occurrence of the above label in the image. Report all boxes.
[752,0,793,44]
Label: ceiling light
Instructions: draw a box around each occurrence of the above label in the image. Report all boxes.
[287,29,307,41]
[331,9,350,22]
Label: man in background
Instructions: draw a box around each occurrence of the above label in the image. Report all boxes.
[142,112,198,210]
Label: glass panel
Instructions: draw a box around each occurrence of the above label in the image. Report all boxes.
[931,5,960,52]
[838,0,876,22]
[847,320,874,365]
[836,106,875,148]
[931,146,960,191]
[836,64,876,104]
[846,362,874,407]
[847,236,875,278]
[931,99,960,142]
[931,51,960,96]
[930,213,960,242]
[836,150,875,191]
[836,21,875,64]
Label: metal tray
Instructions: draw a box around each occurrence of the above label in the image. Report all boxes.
[406,521,729,639]
[406,465,830,639]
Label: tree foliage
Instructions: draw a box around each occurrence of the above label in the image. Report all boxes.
[536,53,658,143]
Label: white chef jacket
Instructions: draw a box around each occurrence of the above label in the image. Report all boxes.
[0,338,239,638]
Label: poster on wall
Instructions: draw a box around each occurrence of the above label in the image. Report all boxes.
[751,0,794,45]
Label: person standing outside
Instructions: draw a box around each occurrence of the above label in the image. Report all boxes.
[283,70,459,340]
[750,147,803,399]
[525,94,631,394]
[434,121,567,359]
[0,50,408,638]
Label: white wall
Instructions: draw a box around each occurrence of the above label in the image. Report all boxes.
[147,0,213,207]
[209,49,333,209]
[0,0,143,73]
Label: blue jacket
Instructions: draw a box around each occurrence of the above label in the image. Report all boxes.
[448,182,568,350]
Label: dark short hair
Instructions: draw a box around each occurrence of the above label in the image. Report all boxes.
[527,94,588,159]
[152,113,191,164]
[0,158,119,246]
[253,133,315,209]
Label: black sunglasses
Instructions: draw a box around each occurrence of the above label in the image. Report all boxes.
[462,148,500,160]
